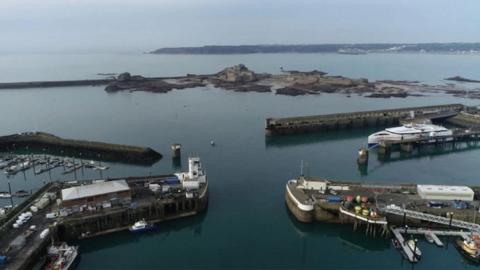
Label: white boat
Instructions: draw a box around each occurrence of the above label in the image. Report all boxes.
[0,192,11,199]
[368,124,453,147]
[129,219,155,232]
[45,242,79,270]
[406,239,422,258]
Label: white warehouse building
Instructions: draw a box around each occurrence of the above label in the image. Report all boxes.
[417,185,474,201]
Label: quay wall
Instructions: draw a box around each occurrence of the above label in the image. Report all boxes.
[57,192,208,240]
[447,113,480,128]
[266,104,464,135]
[0,132,162,164]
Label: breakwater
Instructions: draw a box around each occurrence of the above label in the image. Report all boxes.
[266,104,465,135]
[0,132,162,164]
[0,79,114,89]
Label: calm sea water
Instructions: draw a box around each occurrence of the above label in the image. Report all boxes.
[1,53,480,269]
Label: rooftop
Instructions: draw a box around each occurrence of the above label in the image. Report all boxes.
[61,180,130,201]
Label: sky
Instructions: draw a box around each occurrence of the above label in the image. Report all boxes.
[1,0,479,53]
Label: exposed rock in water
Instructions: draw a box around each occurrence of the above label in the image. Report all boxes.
[445,76,480,83]
[215,64,259,83]
[276,87,315,96]
[105,73,206,93]
[117,72,132,81]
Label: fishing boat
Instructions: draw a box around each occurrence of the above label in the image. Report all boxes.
[368,123,453,147]
[45,242,79,270]
[456,238,480,263]
[129,219,155,233]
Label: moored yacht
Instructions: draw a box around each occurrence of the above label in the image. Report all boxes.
[368,124,453,147]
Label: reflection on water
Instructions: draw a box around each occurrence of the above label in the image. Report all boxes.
[285,207,390,252]
[78,212,207,253]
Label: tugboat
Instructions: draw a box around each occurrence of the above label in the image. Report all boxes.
[45,242,79,270]
[456,237,480,263]
[129,219,156,233]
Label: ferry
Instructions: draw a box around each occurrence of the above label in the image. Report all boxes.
[129,219,156,233]
[45,242,79,270]
[368,123,453,147]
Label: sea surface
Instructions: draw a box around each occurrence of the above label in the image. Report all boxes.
[1,52,480,269]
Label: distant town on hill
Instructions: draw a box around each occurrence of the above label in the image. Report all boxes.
[151,43,480,55]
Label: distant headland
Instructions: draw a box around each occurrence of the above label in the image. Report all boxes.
[150,43,480,55]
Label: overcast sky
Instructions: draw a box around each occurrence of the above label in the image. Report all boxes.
[1,0,479,53]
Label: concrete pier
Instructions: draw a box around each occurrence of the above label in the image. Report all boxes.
[0,173,208,269]
[266,104,464,136]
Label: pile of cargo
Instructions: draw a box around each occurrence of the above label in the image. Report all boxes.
[30,192,57,213]
[342,195,379,218]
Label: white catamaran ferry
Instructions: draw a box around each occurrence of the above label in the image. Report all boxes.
[368,124,453,147]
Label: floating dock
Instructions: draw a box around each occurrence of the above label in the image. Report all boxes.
[266,104,465,135]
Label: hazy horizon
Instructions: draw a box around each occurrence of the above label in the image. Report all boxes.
[1,0,480,53]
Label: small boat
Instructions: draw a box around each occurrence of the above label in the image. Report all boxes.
[210,140,215,146]
[13,190,30,197]
[129,219,155,233]
[45,242,80,270]
[406,239,422,258]
[425,233,434,244]
[0,192,11,199]
[456,238,480,263]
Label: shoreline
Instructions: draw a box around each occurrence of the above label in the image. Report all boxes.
[0,65,479,99]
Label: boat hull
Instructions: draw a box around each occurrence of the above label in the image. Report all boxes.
[129,225,156,233]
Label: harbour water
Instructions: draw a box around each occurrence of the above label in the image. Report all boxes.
[1,53,480,269]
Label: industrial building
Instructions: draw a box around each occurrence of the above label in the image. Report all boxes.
[61,180,131,207]
[417,184,474,201]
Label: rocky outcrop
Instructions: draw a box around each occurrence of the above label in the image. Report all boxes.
[445,76,480,83]
[215,64,258,83]
[105,73,205,93]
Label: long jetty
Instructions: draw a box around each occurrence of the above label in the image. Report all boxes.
[265,104,465,135]
[0,132,162,164]
[0,75,199,90]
